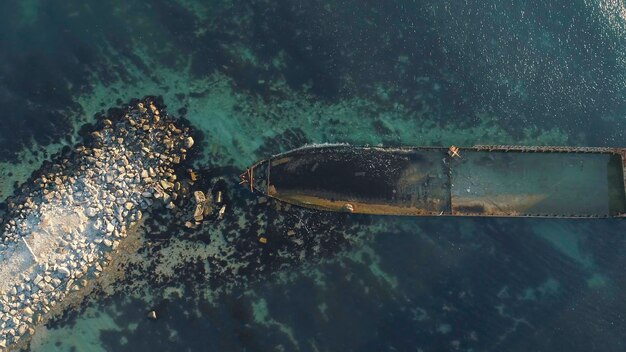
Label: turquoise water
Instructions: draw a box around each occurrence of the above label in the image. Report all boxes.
[1,0,626,351]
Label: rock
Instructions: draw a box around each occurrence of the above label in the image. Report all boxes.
[86,208,98,217]
[57,267,70,277]
[218,205,226,220]
[185,136,194,149]
[91,131,103,140]
[148,310,157,320]
[189,170,199,182]
[193,191,206,203]
[160,180,173,190]
[193,205,204,222]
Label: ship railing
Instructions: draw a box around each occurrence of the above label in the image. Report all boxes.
[473,145,623,154]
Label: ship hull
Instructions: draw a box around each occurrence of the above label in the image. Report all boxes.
[243,145,626,218]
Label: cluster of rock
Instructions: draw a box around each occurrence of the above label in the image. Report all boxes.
[192,190,213,222]
[186,185,229,228]
[0,99,193,350]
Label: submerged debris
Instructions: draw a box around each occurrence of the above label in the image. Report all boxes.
[217,205,226,220]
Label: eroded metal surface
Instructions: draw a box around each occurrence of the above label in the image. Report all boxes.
[244,145,626,218]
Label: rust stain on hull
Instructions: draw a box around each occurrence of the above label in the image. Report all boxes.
[451,194,547,216]
[276,191,446,216]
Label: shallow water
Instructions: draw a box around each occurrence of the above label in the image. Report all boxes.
[1,0,626,351]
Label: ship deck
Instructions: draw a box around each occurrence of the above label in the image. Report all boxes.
[250,145,626,218]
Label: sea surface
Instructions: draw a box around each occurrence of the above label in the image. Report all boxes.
[1,1,626,351]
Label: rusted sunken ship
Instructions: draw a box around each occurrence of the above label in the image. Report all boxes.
[240,144,626,218]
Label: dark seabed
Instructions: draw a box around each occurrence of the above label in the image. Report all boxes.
[1,0,626,351]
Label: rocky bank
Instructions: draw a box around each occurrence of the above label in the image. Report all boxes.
[0,98,193,350]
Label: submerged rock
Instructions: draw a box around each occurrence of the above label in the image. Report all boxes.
[185,136,194,149]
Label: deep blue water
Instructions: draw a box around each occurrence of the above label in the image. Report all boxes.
[1,1,626,351]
